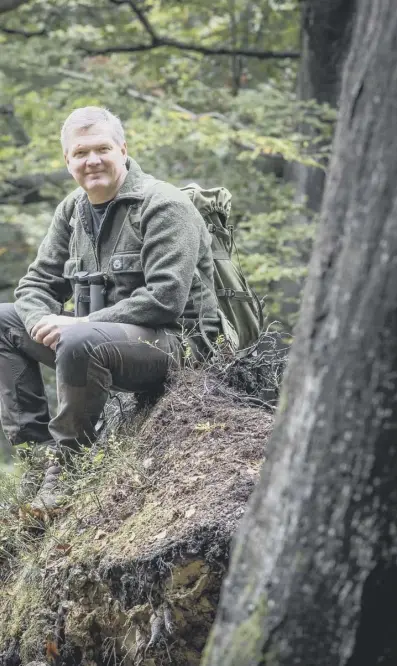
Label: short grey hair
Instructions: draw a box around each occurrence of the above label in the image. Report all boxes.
[61,106,125,153]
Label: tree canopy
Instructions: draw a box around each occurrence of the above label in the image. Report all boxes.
[0,0,334,327]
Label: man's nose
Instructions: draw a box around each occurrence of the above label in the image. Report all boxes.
[86,151,101,165]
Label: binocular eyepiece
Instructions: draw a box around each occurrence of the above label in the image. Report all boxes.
[73,271,106,317]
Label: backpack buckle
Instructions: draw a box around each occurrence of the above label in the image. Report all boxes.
[223,288,235,298]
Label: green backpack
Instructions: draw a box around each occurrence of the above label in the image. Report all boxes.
[181,183,264,353]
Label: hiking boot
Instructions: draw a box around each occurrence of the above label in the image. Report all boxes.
[28,445,72,518]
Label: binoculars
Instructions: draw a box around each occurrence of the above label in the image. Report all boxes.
[73,271,106,317]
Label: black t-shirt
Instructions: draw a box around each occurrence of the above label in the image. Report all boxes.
[89,199,113,239]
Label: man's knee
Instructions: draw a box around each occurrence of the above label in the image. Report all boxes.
[56,324,103,385]
[0,303,22,335]
[56,324,96,359]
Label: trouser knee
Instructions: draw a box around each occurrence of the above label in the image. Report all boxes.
[0,303,20,337]
[56,325,101,386]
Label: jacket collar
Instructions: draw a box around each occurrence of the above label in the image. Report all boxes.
[113,157,151,201]
[75,157,152,208]
[74,157,153,236]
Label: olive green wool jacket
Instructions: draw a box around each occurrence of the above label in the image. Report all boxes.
[14,158,220,340]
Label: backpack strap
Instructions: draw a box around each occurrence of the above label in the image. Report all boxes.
[194,267,239,352]
[207,223,231,241]
[217,288,253,302]
[196,266,254,304]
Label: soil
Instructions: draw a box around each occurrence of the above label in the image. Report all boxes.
[0,360,275,666]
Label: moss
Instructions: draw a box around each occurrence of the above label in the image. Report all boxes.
[0,369,273,665]
[108,501,176,557]
[0,574,41,639]
[165,560,207,590]
[278,387,288,414]
[0,563,48,663]
[201,593,268,666]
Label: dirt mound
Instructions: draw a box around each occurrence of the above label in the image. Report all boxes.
[0,365,274,666]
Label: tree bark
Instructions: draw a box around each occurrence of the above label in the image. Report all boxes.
[201,2,397,665]
[288,0,356,212]
[280,0,356,329]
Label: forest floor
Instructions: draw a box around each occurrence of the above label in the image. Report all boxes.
[0,339,284,666]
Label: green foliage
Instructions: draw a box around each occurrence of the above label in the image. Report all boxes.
[0,0,333,333]
[235,175,316,324]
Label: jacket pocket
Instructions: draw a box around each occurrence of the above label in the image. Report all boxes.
[111,252,142,273]
[110,252,144,301]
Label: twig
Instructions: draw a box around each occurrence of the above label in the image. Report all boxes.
[0,25,46,36]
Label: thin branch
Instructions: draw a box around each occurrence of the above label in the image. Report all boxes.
[1,169,71,203]
[57,68,242,127]
[0,190,59,204]
[125,87,247,129]
[109,0,157,41]
[5,168,70,189]
[83,40,300,59]
[51,68,276,140]
[54,68,237,124]
[55,69,288,164]
[55,67,94,82]
[86,0,300,60]
[0,25,46,37]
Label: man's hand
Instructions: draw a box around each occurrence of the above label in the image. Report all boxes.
[31,314,88,350]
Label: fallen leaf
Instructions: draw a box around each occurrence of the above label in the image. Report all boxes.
[132,473,143,486]
[94,530,107,541]
[46,639,59,661]
[154,530,167,540]
[185,507,196,518]
[55,543,72,555]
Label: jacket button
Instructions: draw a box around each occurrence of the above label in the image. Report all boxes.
[113,259,122,270]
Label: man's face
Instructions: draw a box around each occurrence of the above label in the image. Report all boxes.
[65,123,127,201]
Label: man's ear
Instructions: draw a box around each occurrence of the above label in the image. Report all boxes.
[64,153,71,173]
[121,142,127,159]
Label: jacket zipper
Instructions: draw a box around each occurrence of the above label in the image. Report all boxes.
[93,200,115,270]
[77,194,141,271]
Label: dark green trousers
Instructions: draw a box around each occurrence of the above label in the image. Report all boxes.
[0,303,180,451]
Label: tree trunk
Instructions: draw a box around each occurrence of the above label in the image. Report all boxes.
[288,0,356,213]
[201,2,397,665]
[280,0,356,328]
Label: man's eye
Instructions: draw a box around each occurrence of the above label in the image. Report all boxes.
[75,151,85,158]
[100,147,110,153]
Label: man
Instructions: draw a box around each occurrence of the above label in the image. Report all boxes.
[0,106,220,514]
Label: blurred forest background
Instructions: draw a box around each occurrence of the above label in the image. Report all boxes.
[0,0,348,460]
